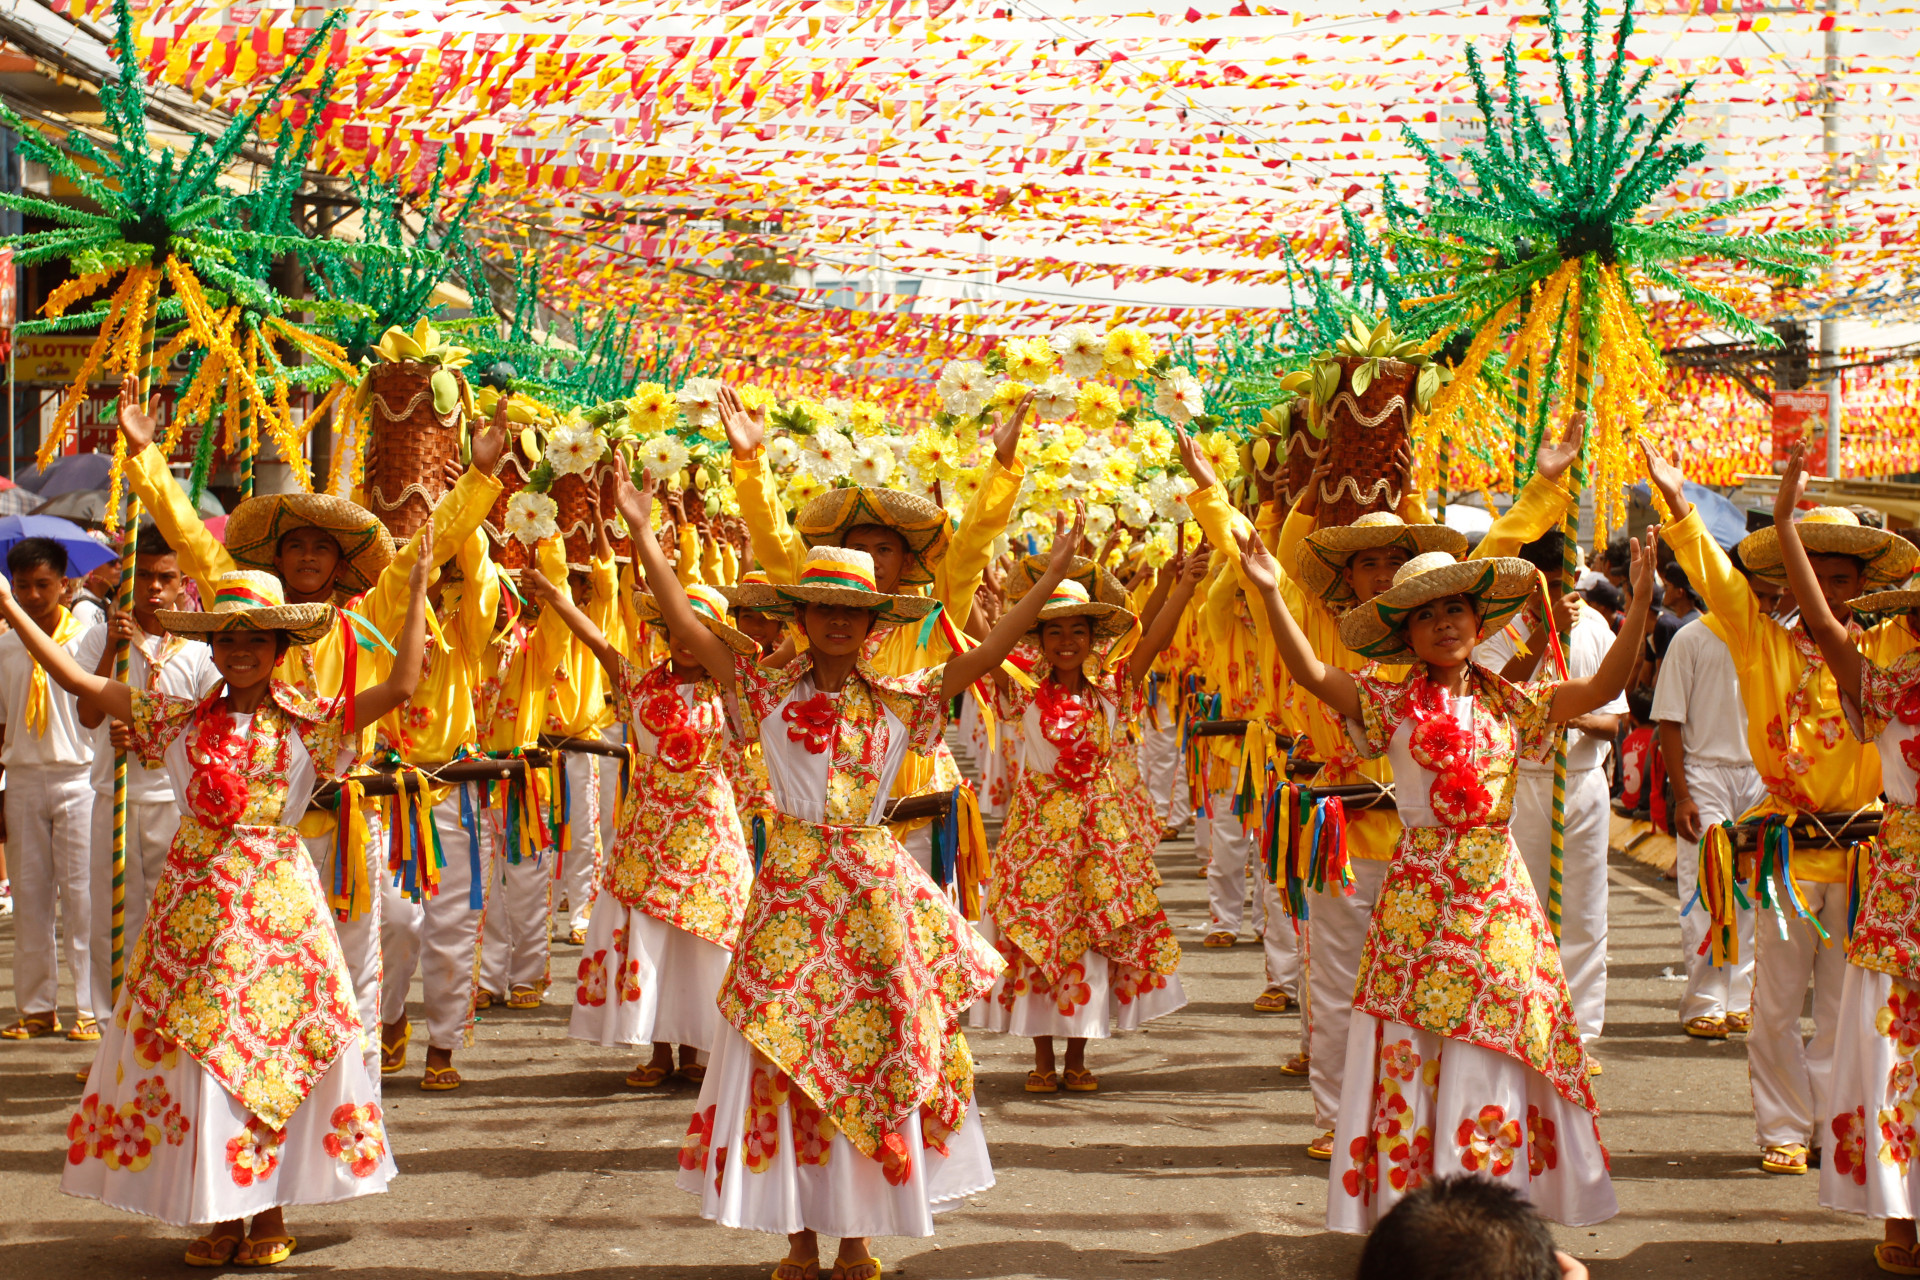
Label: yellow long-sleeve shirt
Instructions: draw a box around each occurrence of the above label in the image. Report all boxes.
[544,552,618,738]
[1665,507,1918,881]
[1186,474,1572,859]
[376,526,500,765]
[480,538,573,754]
[732,450,1024,810]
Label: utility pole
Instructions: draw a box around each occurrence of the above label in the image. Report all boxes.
[1822,0,1843,477]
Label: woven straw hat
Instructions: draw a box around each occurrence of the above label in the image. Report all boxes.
[1299,512,1470,608]
[767,546,938,624]
[633,583,759,656]
[1846,589,1920,619]
[223,492,396,596]
[1737,507,1917,590]
[1337,551,1538,663]
[794,486,952,587]
[719,568,782,614]
[1006,554,1128,609]
[155,570,334,646]
[1023,576,1136,640]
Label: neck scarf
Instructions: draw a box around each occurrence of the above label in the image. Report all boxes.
[24,608,83,738]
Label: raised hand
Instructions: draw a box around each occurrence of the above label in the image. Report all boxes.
[1536,411,1587,484]
[1174,429,1217,489]
[1232,525,1280,594]
[521,565,560,606]
[1045,501,1088,577]
[471,393,510,476]
[1775,441,1812,527]
[116,372,161,455]
[1626,535,1654,606]
[993,390,1034,468]
[408,521,436,599]
[1637,435,1690,521]
[442,458,465,491]
[718,385,764,461]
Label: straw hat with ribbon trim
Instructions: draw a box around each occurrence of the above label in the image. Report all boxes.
[1845,588,1920,619]
[1299,512,1470,609]
[1006,553,1128,610]
[223,492,396,596]
[719,568,782,614]
[1736,507,1917,590]
[156,569,335,646]
[794,487,952,588]
[633,582,760,656]
[767,546,939,625]
[1338,551,1538,664]
[1020,575,1136,640]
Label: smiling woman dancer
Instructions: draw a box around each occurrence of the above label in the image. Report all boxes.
[970,547,1202,1094]
[615,466,1086,1280]
[1230,446,1647,1232]
[19,531,435,1267]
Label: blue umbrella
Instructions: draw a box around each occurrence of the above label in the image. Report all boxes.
[1628,481,1747,550]
[0,514,120,578]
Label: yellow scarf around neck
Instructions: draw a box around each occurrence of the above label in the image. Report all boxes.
[25,607,84,738]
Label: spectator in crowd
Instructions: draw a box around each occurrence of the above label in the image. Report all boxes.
[1355,1175,1588,1280]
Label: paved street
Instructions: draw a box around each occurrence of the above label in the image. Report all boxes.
[0,833,1892,1279]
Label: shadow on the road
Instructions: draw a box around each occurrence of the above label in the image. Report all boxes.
[1591,1236,1876,1279]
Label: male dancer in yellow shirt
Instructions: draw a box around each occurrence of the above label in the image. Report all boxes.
[113,378,507,1084]
[1645,438,1919,1175]
[1178,417,1584,1160]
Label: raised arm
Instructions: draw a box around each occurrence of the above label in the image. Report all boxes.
[941,504,1084,701]
[1549,536,1655,722]
[1235,525,1361,723]
[352,523,434,727]
[612,469,737,692]
[117,372,237,597]
[1641,434,1762,655]
[933,393,1029,623]
[522,567,622,677]
[1773,441,1862,704]
[1127,550,1205,686]
[1474,414,1584,560]
[721,385,807,584]
[0,577,132,723]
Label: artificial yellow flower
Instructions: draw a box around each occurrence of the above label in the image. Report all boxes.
[1133,421,1173,467]
[988,379,1031,414]
[952,419,981,454]
[1198,430,1241,481]
[737,385,777,412]
[1099,452,1136,489]
[847,401,886,437]
[627,383,678,435]
[1001,336,1057,385]
[1060,424,1087,453]
[908,431,962,482]
[1039,440,1074,472]
[950,466,987,505]
[1026,470,1068,513]
[1076,382,1121,432]
[783,472,827,510]
[1104,325,1154,379]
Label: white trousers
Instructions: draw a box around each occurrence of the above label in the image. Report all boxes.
[1306,856,1391,1132]
[1198,792,1299,992]
[1141,721,1185,830]
[1674,762,1764,1024]
[86,794,177,1021]
[305,806,387,1084]
[1749,880,1852,1151]
[380,786,489,1051]
[6,766,96,1021]
[559,735,622,936]
[1512,766,1611,1044]
[479,821,555,998]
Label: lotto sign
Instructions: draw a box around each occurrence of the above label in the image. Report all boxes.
[1772,388,1834,477]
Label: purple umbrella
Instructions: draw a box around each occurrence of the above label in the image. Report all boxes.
[35,453,116,497]
[0,514,120,578]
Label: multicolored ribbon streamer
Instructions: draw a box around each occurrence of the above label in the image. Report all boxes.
[1681,820,1752,967]
[1747,815,1833,946]
[328,777,373,921]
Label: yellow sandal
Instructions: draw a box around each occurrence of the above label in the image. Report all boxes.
[1306,1131,1336,1161]
[1683,1015,1727,1039]
[66,1017,100,1042]
[1761,1143,1810,1174]
[420,1066,462,1092]
[184,1231,242,1267]
[1025,1070,1060,1094]
[1252,986,1292,1014]
[237,1234,296,1266]
[830,1259,882,1280]
[1878,1241,1920,1275]
[380,1024,409,1075]
[772,1261,821,1280]
[1278,1052,1311,1078]
[0,1012,60,1040]
[1202,930,1237,949]
[1063,1067,1100,1093]
[626,1063,671,1089]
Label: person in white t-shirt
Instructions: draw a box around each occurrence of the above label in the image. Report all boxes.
[1477,530,1631,1058]
[0,537,101,1041]
[1651,559,1782,1039]
[74,526,220,1024]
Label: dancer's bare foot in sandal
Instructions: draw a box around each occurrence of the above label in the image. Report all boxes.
[237,1206,295,1265]
[628,1043,674,1088]
[183,1219,244,1266]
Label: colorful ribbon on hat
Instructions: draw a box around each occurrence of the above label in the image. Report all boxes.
[798,558,878,592]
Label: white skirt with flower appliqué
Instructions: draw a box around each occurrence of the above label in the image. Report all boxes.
[567,899,731,1051]
[673,1024,993,1238]
[1820,964,1920,1219]
[61,999,394,1226]
[1326,1014,1616,1234]
[967,915,1187,1039]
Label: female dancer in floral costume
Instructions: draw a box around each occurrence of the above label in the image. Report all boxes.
[525,551,758,1091]
[17,536,434,1267]
[972,549,1203,1093]
[1233,464,1648,1232]
[617,467,1086,1280]
[1770,442,1920,1275]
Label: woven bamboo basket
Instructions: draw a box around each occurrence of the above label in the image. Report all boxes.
[1281,423,1323,510]
[1316,355,1416,528]
[482,440,535,572]
[363,362,468,545]
[555,457,618,570]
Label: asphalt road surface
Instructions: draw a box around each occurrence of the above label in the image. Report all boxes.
[0,823,1890,1278]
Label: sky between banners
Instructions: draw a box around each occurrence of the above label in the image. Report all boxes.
[39,1,1920,404]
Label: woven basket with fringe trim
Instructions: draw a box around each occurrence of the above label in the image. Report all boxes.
[482,439,535,571]
[363,362,468,545]
[1316,355,1414,528]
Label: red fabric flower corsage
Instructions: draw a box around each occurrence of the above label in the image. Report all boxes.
[1053,738,1101,789]
[1429,768,1494,829]
[654,725,702,772]
[782,693,838,754]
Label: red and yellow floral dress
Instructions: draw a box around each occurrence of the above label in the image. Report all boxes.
[973,664,1185,1038]
[569,656,752,1052]
[62,682,393,1226]
[675,652,1003,1239]
[1326,664,1616,1233]
[1821,647,1920,1217]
